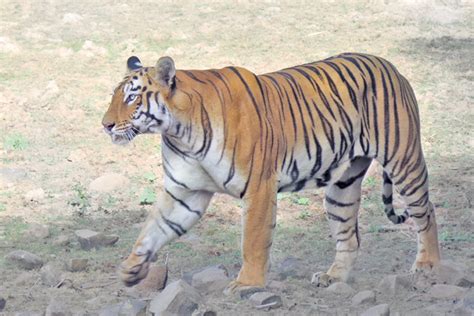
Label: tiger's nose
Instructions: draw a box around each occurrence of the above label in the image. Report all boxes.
[103,122,115,132]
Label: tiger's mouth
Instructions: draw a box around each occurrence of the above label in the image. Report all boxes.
[107,127,139,146]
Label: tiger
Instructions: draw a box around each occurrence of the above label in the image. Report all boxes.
[102,53,440,293]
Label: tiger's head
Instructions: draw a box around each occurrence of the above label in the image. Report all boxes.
[102,56,181,145]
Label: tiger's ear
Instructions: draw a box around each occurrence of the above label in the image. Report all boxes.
[127,56,142,71]
[156,56,176,89]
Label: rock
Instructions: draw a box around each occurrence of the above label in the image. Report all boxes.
[0,168,27,184]
[23,223,50,240]
[0,296,5,311]
[249,292,282,309]
[89,173,129,193]
[277,256,307,280]
[40,264,63,287]
[433,260,470,286]
[53,235,71,247]
[149,280,202,315]
[225,286,265,299]
[326,282,355,297]
[24,188,45,202]
[65,258,88,272]
[6,250,44,270]
[135,264,168,294]
[267,280,286,291]
[75,229,119,250]
[62,13,83,24]
[45,298,72,316]
[183,265,229,294]
[99,299,147,316]
[361,304,390,316]
[429,284,467,299]
[378,274,413,295]
[352,290,376,305]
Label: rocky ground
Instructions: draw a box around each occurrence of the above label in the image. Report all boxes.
[0,0,473,315]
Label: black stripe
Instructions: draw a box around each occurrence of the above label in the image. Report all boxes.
[335,168,367,189]
[325,196,355,207]
[165,189,202,217]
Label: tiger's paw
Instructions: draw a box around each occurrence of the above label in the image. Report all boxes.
[311,271,341,287]
[119,251,152,287]
[411,259,439,274]
[223,280,265,298]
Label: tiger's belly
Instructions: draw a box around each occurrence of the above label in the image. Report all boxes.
[276,154,353,193]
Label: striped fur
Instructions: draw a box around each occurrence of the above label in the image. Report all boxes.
[102,53,440,290]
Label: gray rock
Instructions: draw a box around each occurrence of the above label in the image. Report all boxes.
[224,286,265,299]
[75,229,119,250]
[89,173,129,193]
[361,303,390,316]
[0,168,27,183]
[45,298,72,316]
[378,274,413,295]
[429,284,467,299]
[40,263,63,287]
[326,282,355,297]
[6,250,44,270]
[277,256,307,280]
[149,280,202,315]
[0,296,5,311]
[249,292,282,309]
[135,264,168,294]
[99,299,147,316]
[65,258,88,272]
[183,265,229,294]
[352,290,376,305]
[23,223,50,240]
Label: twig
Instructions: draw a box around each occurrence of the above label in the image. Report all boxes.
[255,302,280,310]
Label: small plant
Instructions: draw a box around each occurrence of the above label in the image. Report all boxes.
[144,171,157,183]
[294,196,310,206]
[277,193,291,201]
[139,187,156,205]
[367,223,383,233]
[0,203,6,212]
[69,183,90,215]
[298,210,311,220]
[4,134,28,151]
[364,176,377,188]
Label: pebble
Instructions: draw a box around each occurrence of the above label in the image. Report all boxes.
[53,235,71,247]
[378,274,413,295]
[352,290,376,305]
[429,284,467,299]
[6,250,44,270]
[75,229,119,250]
[45,298,72,316]
[277,256,307,280]
[40,263,63,287]
[149,280,202,315]
[135,264,168,294]
[65,258,88,272]
[88,173,129,193]
[0,296,5,311]
[361,303,390,316]
[326,282,355,297]
[183,265,229,294]
[249,291,282,309]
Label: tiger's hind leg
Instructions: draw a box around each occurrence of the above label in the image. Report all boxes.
[381,154,440,272]
[312,157,372,287]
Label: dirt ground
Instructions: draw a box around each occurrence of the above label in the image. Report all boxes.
[0,0,473,315]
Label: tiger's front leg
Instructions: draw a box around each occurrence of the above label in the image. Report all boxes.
[120,189,213,286]
[225,181,277,294]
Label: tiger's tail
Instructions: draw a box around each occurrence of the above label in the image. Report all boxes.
[382,171,409,224]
